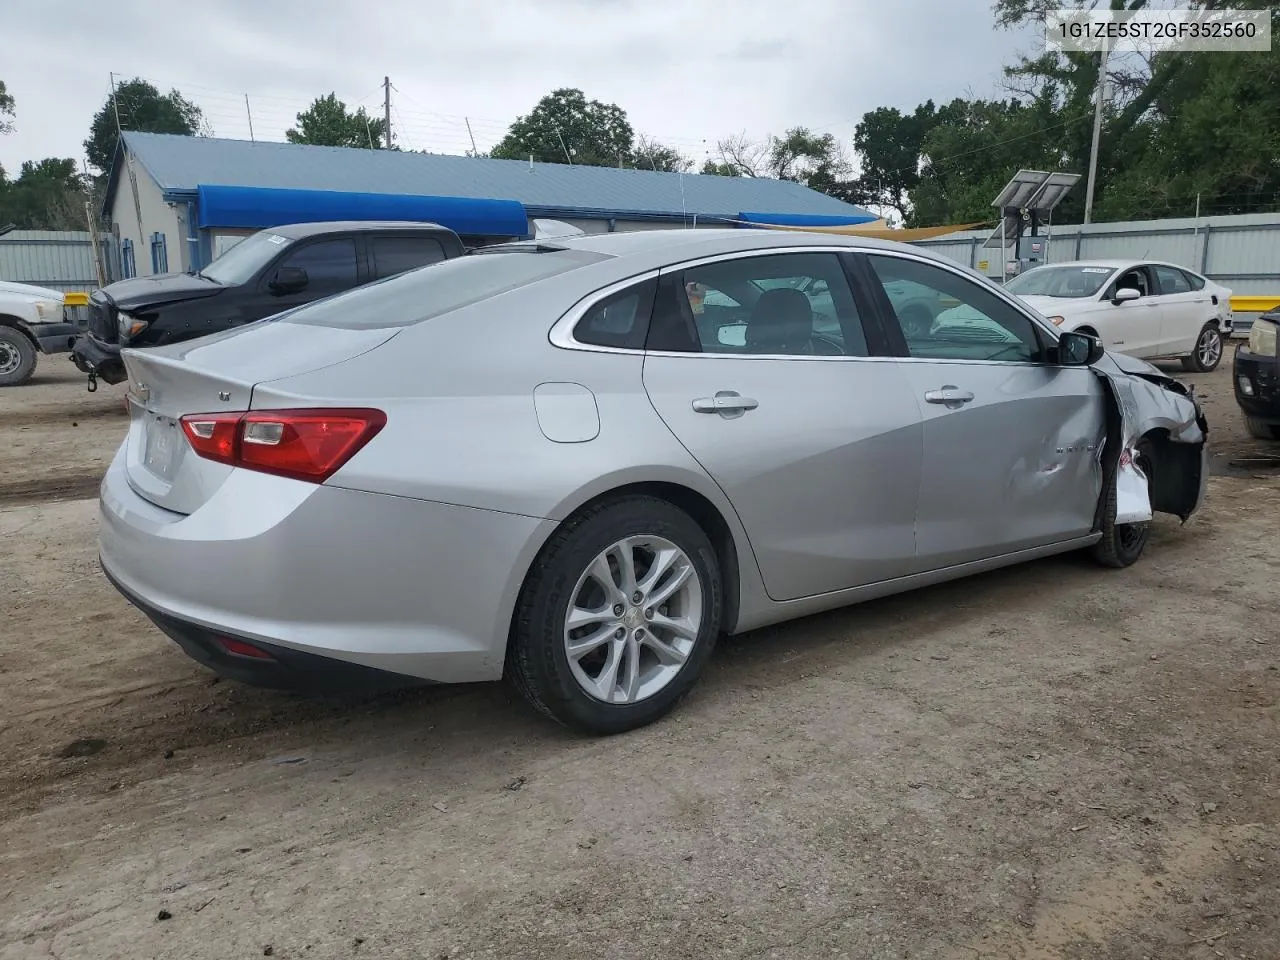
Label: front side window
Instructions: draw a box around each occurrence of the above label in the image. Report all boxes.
[1107,267,1151,299]
[279,238,359,289]
[867,255,1044,363]
[646,252,867,357]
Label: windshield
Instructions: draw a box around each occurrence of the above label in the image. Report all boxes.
[1006,265,1116,299]
[199,232,294,285]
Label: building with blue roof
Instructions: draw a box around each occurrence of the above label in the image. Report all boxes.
[103,132,876,277]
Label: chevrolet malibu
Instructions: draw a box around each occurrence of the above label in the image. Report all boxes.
[99,230,1208,735]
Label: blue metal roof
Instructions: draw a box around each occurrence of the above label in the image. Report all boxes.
[117,132,875,226]
[196,184,530,236]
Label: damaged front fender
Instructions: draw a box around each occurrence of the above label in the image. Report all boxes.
[1091,352,1209,525]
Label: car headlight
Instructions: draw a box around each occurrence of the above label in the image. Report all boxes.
[1047,315,1066,326]
[1248,318,1277,357]
[118,311,149,341]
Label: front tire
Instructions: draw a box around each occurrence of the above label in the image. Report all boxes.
[1091,455,1151,569]
[1245,416,1280,441]
[0,327,37,387]
[508,495,723,735]
[1181,323,1223,372]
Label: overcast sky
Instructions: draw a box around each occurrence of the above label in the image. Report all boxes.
[1,0,1040,176]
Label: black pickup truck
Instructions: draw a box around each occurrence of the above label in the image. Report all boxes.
[72,220,465,388]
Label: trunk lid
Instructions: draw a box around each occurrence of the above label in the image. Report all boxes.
[120,320,400,514]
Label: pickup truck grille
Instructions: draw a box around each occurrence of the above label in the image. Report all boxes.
[87,294,117,343]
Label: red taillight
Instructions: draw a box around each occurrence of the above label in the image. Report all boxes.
[218,637,275,660]
[179,408,386,483]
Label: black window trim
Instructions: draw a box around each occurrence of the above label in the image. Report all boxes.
[854,248,1069,367]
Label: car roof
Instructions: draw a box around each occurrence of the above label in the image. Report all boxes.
[1024,258,1204,275]
[267,220,457,239]
[503,227,941,262]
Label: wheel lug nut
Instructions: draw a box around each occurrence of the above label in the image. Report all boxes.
[614,627,625,639]
[631,592,643,603]
[635,628,645,638]
[613,603,624,616]
[644,608,654,620]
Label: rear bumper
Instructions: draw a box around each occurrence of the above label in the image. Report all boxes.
[97,445,555,687]
[1233,344,1280,421]
[70,334,126,384]
[31,322,80,355]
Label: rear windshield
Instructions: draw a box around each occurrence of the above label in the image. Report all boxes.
[283,247,610,329]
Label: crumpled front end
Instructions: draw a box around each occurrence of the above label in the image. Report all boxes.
[1091,352,1209,525]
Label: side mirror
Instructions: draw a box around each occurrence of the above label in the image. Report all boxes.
[1111,286,1140,305]
[1059,330,1104,366]
[269,266,309,295]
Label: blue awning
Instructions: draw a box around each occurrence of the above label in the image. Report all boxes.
[195,184,530,237]
[737,211,878,228]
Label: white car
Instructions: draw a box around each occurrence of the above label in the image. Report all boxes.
[0,280,79,386]
[1002,260,1232,372]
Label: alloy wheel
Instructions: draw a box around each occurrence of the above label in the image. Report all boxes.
[563,535,703,704]
[1197,328,1222,369]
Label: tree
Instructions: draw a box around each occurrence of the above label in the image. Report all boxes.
[702,128,853,201]
[286,93,386,149]
[0,79,14,135]
[847,104,939,222]
[84,79,204,174]
[633,135,691,172]
[0,158,89,230]
[491,88,635,167]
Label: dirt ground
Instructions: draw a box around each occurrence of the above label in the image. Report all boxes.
[1,352,1277,960]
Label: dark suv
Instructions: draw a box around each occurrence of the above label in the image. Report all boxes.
[72,220,465,387]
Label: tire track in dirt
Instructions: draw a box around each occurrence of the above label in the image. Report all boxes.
[0,473,103,506]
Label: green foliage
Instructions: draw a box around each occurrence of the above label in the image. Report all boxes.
[0,79,14,136]
[84,78,204,174]
[0,158,90,230]
[491,88,635,167]
[633,135,691,173]
[286,93,386,149]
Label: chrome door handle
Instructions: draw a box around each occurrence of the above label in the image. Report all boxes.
[924,386,975,406]
[692,391,759,418]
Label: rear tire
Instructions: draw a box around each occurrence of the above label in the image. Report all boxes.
[1091,454,1150,569]
[1245,416,1280,441]
[508,495,723,735]
[0,327,37,387]
[1181,323,1223,372]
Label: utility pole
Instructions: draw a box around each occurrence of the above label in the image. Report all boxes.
[465,117,478,156]
[245,94,255,143]
[383,76,392,149]
[1082,39,1110,225]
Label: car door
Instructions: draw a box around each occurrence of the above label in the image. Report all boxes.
[641,250,924,602]
[1150,263,1202,355]
[245,236,363,323]
[860,252,1106,573]
[1099,265,1162,357]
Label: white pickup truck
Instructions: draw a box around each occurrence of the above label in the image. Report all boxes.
[0,280,80,386]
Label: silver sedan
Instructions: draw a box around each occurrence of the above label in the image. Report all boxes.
[99,229,1208,734]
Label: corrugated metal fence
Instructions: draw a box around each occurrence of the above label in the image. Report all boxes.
[911,211,1280,331]
[0,230,118,329]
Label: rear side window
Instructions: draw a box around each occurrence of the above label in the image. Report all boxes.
[1153,264,1191,295]
[371,236,448,279]
[1180,268,1206,291]
[284,248,609,329]
[572,280,656,349]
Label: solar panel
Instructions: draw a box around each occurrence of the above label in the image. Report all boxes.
[991,169,1081,214]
